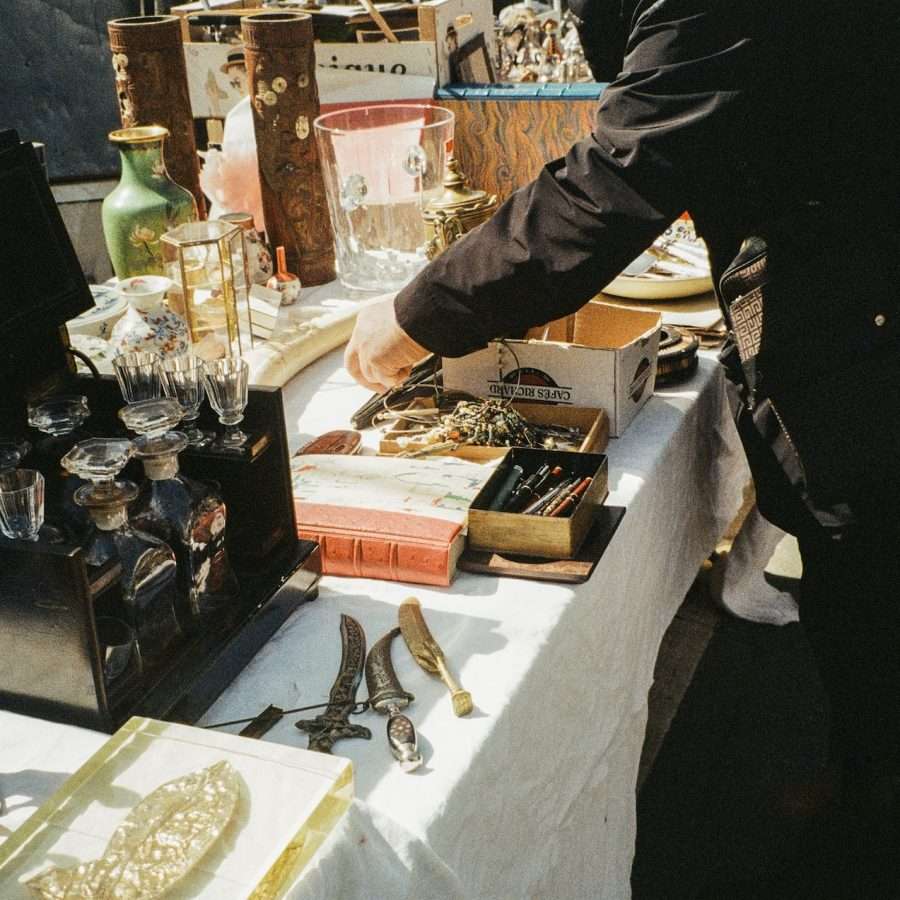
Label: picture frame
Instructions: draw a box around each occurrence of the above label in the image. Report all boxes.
[450,33,495,84]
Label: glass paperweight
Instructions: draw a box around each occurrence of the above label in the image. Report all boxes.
[203,357,250,448]
[120,399,239,621]
[62,438,182,662]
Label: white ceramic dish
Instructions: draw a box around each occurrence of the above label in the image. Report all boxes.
[65,285,128,337]
[602,272,714,300]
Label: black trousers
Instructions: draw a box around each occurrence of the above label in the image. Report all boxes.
[798,492,900,782]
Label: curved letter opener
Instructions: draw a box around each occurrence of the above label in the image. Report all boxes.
[296,614,372,753]
[365,628,423,772]
[398,597,473,717]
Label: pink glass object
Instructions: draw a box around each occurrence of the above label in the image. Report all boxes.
[314,104,454,292]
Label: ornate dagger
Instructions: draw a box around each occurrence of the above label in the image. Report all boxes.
[398,597,473,717]
[296,614,372,753]
[365,628,423,772]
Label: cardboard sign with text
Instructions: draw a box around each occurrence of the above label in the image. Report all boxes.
[442,303,662,436]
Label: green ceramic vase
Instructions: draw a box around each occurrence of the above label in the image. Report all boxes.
[102,125,198,279]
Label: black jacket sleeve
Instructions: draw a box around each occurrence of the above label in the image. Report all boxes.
[395,0,759,357]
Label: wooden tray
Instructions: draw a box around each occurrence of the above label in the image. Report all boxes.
[457,505,626,584]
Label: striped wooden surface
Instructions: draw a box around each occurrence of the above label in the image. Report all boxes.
[443,98,600,202]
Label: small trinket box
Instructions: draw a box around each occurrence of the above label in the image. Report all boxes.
[467,448,609,559]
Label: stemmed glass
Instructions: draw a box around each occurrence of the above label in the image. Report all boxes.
[161,356,208,445]
[203,358,250,447]
[113,351,163,405]
[0,469,45,541]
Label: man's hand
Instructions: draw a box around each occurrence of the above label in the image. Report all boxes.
[344,294,429,393]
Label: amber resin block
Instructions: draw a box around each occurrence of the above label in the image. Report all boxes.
[0,718,353,899]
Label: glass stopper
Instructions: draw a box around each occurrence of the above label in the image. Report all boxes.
[119,398,184,439]
[27,396,90,436]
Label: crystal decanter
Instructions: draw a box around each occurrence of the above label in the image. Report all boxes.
[27,395,92,539]
[119,399,239,622]
[62,438,182,661]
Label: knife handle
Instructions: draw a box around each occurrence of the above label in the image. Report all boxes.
[388,713,423,772]
[435,657,473,717]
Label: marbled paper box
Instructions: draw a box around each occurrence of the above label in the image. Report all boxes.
[0,717,352,899]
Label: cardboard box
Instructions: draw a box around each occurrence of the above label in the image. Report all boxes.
[442,302,662,437]
[379,399,610,461]
[467,448,609,558]
[176,0,494,117]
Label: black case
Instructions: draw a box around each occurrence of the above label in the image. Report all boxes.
[0,132,320,732]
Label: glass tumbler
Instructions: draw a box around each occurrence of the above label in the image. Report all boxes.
[113,351,163,404]
[0,469,45,541]
[203,357,250,447]
[314,104,454,292]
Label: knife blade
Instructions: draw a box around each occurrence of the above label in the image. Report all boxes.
[295,614,372,753]
[365,627,423,772]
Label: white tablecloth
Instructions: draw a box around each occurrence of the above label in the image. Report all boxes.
[0,353,749,899]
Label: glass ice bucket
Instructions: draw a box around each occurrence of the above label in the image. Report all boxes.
[314,104,455,292]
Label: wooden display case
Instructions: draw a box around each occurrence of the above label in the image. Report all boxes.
[0,133,320,733]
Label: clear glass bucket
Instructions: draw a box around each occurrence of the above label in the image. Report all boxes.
[314,104,455,292]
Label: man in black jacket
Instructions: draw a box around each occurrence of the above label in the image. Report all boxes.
[345,0,899,838]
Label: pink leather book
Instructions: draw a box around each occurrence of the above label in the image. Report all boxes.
[290,454,490,587]
[295,503,465,586]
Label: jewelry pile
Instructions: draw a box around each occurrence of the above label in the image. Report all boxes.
[378,398,585,457]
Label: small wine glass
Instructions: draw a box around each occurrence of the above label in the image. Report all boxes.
[203,357,250,447]
[113,351,163,405]
[0,469,45,541]
[161,356,209,445]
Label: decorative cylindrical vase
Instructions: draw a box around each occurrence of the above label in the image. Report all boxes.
[107,14,206,217]
[241,11,336,286]
[102,126,197,279]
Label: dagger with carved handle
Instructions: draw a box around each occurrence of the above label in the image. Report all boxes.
[365,627,423,772]
[295,614,372,753]
[398,597,473,717]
